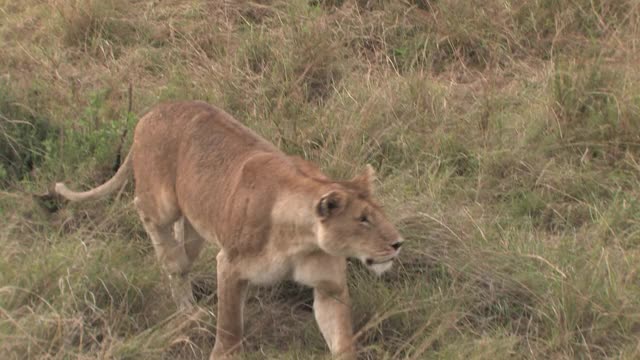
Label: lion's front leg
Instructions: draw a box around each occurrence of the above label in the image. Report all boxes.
[314,286,356,360]
[294,254,356,359]
[210,251,248,360]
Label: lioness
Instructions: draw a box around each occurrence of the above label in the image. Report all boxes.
[55,101,403,359]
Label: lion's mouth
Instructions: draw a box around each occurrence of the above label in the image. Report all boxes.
[362,255,396,275]
[364,251,398,265]
[365,258,392,266]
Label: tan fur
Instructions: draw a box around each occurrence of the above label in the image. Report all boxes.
[54,101,403,359]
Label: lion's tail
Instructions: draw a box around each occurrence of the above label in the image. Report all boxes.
[54,149,133,202]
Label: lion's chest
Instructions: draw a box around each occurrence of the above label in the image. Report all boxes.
[234,202,318,285]
[238,243,318,286]
[242,257,293,285]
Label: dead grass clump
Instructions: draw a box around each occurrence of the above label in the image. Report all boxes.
[283,22,346,104]
[550,60,640,164]
[339,1,523,74]
[236,31,274,75]
[222,0,284,25]
[57,0,145,56]
[515,0,638,58]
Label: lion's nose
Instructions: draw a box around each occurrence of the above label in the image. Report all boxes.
[391,241,402,251]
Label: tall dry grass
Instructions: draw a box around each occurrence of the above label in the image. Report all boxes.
[1,0,639,359]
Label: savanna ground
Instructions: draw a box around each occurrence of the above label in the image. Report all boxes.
[1,0,640,359]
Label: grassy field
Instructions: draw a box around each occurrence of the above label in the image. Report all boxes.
[1,0,640,358]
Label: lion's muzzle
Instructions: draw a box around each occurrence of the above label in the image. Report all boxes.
[362,237,404,275]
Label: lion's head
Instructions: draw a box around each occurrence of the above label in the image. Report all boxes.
[315,166,403,275]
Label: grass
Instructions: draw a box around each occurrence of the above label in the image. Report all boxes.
[1,0,640,358]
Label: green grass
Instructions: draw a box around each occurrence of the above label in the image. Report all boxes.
[1,0,640,359]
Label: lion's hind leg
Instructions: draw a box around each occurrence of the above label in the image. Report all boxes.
[181,217,206,265]
[134,197,195,310]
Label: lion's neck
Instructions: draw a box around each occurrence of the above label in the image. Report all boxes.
[268,179,333,253]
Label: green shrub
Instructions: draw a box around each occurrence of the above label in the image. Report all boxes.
[40,91,133,185]
[0,81,53,187]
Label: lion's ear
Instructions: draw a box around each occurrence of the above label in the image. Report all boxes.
[317,191,345,219]
[351,164,376,196]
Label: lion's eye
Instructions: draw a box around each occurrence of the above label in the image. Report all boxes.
[358,214,369,224]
